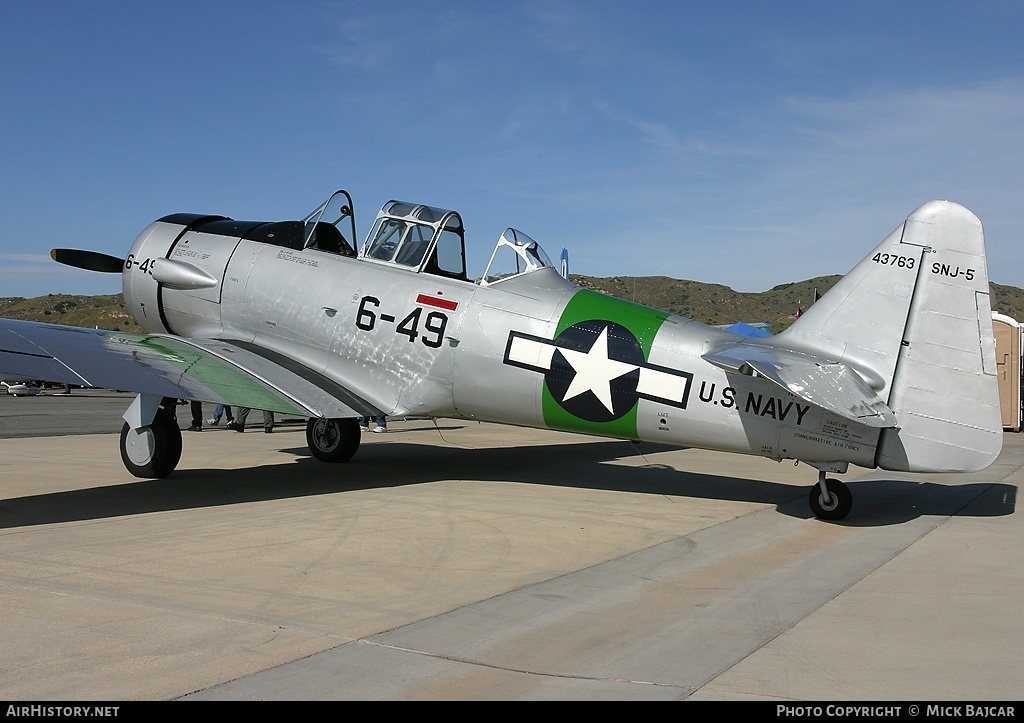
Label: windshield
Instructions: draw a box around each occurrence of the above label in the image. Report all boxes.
[480,228,555,285]
[360,201,467,279]
[302,190,356,256]
[364,217,434,266]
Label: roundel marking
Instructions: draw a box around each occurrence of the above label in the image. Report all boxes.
[503,318,694,427]
[544,320,644,422]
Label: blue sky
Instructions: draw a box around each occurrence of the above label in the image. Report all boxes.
[2,1,1023,300]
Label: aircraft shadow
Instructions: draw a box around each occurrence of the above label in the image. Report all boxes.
[0,437,1015,530]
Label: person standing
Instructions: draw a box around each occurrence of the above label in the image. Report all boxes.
[359,415,387,433]
[229,408,274,433]
[187,401,204,431]
[207,404,234,426]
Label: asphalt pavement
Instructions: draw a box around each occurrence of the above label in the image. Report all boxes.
[0,391,1020,701]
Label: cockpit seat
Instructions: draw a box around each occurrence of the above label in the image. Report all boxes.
[314,222,355,257]
[395,240,429,267]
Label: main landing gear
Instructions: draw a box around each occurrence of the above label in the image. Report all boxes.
[306,417,361,462]
[119,405,182,479]
[809,470,852,521]
[117,398,362,478]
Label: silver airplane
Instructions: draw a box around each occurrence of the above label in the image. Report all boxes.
[0,191,1003,520]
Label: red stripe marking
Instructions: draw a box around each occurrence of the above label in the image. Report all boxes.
[416,293,458,312]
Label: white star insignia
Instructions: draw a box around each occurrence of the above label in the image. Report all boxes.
[557,326,638,413]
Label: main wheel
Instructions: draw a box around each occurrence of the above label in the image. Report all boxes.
[119,408,182,478]
[306,417,360,462]
[809,477,852,521]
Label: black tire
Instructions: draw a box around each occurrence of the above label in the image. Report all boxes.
[119,408,182,479]
[306,417,360,463]
[809,477,852,521]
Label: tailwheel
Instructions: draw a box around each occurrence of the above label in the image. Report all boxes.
[306,417,361,462]
[119,407,182,478]
[809,474,852,521]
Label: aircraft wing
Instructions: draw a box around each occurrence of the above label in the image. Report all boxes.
[0,317,370,418]
[702,343,897,428]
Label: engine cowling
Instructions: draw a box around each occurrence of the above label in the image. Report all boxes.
[123,214,242,337]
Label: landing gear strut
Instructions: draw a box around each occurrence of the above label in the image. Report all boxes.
[306,417,361,462]
[809,471,852,521]
[119,406,182,478]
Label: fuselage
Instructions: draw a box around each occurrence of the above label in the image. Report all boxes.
[122,215,882,470]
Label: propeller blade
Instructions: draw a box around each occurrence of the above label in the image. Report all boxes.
[50,249,125,273]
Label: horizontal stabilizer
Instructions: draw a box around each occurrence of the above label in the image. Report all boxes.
[702,344,897,428]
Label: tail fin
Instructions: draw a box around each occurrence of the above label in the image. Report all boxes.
[780,201,1002,472]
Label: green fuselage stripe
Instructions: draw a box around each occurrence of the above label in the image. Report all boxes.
[542,290,669,438]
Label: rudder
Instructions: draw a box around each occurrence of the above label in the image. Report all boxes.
[876,201,1001,471]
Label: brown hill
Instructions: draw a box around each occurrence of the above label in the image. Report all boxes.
[572,274,840,332]
[572,275,1024,333]
[3,277,1024,336]
[991,283,1024,322]
[0,294,143,334]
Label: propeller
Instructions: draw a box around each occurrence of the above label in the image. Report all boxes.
[50,249,125,273]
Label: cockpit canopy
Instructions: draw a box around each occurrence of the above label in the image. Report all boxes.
[299,191,559,285]
[479,228,554,285]
[362,201,467,280]
[302,190,357,257]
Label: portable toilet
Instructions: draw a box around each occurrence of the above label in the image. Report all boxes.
[992,312,1022,432]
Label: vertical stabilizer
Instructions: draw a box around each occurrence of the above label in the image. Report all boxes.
[780,201,1002,472]
[876,202,1001,471]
